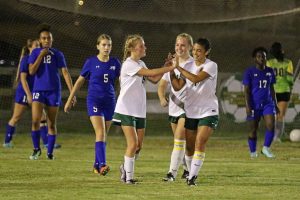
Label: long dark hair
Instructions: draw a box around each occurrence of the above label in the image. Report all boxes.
[270,42,284,61]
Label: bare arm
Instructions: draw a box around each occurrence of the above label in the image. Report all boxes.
[157,79,168,107]
[20,72,32,105]
[64,76,85,113]
[176,65,210,84]
[147,74,164,84]
[61,68,74,92]
[244,85,253,116]
[29,48,49,75]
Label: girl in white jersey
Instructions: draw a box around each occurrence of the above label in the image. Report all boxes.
[171,38,219,186]
[112,34,175,184]
[158,33,194,181]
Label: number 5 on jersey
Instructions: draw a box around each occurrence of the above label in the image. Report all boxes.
[104,74,108,83]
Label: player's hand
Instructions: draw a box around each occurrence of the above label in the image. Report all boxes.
[160,97,169,107]
[164,53,175,68]
[275,106,280,115]
[27,95,33,105]
[246,106,254,117]
[64,100,72,113]
[71,96,77,107]
[40,48,49,57]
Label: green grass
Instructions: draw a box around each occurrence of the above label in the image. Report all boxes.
[0,133,300,200]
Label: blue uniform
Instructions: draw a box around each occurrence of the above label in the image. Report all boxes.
[243,66,276,120]
[15,55,35,105]
[80,56,121,120]
[28,48,67,106]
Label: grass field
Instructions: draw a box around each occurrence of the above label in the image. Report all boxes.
[0,133,300,200]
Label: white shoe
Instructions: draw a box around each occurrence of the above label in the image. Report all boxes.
[261,147,275,158]
[250,152,258,158]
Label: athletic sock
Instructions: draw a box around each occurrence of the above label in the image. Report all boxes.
[264,130,274,147]
[124,156,135,181]
[40,125,48,145]
[189,151,205,180]
[4,124,15,143]
[96,141,106,167]
[47,134,56,155]
[31,130,41,149]
[168,139,185,177]
[185,155,193,172]
[248,137,257,153]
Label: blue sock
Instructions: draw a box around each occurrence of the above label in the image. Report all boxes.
[264,130,274,147]
[40,126,48,145]
[5,124,15,143]
[248,137,257,153]
[94,143,99,168]
[47,134,56,155]
[31,130,41,149]
[96,141,106,167]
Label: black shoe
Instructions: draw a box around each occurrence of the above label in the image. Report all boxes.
[29,148,41,160]
[187,176,197,186]
[163,172,175,182]
[47,154,55,160]
[181,170,189,179]
[126,179,137,184]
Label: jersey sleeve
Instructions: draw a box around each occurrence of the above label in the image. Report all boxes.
[80,59,91,80]
[242,68,251,86]
[161,72,170,82]
[19,56,29,73]
[28,49,39,64]
[270,68,276,84]
[114,58,121,77]
[126,62,143,76]
[202,62,217,78]
[56,51,67,68]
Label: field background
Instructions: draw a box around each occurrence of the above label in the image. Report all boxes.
[1,131,299,200]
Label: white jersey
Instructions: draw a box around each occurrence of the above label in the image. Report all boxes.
[162,57,194,117]
[185,59,219,118]
[114,57,147,118]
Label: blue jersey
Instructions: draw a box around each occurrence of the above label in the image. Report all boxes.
[28,48,67,91]
[80,56,121,99]
[243,66,276,109]
[16,55,35,93]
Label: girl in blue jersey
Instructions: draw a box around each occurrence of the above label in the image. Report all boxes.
[243,47,278,158]
[3,39,39,147]
[28,25,75,160]
[64,34,120,175]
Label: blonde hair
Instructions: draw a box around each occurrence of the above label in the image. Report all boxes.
[176,33,193,47]
[123,34,143,62]
[97,34,111,45]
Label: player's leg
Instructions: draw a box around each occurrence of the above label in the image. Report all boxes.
[275,100,288,141]
[45,106,59,159]
[3,103,27,147]
[30,101,44,160]
[187,116,218,186]
[184,117,198,173]
[262,114,276,158]
[90,116,109,175]
[247,110,260,158]
[40,110,48,147]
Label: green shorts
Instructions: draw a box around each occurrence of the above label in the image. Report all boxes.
[168,113,186,124]
[112,112,146,129]
[184,115,219,130]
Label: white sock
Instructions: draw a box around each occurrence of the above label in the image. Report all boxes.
[185,155,193,172]
[189,151,205,180]
[168,139,185,177]
[181,155,188,171]
[124,156,135,181]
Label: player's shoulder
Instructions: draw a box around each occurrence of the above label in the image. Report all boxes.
[50,48,64,57]
[31,47,42,54]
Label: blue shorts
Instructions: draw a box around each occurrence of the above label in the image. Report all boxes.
[15,90,28,106]
[87,97,116,121]
[247,103,276,121]
[32,91,61,107]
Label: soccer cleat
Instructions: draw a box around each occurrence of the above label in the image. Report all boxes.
[250,152,258,158]
[126,179,137,185]
[181,169,189,179]
[3,143,13,148]
[47,154,55,160]
[187,176,198,186]
[99,165,110,176]
[93,167,100,174]
[261,147,275,158]
[120,164,126,182]
[163,172,175,182]
[29,148,41,160]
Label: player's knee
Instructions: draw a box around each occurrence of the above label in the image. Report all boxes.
[127,141,138,153]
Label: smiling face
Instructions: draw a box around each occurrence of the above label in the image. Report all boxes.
[175,36,191,58]
[97,38,112,57]
[39,31,53,48]
[192,43,209,63]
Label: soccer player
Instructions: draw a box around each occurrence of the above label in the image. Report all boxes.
[267,42,294,141]
[158,33,194,181]
[28,24,75,160]
[112,34,175,184]
[3,39,61,149]
[243,47,278,159]
[64,34,121,175]
[170,38,219,186]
